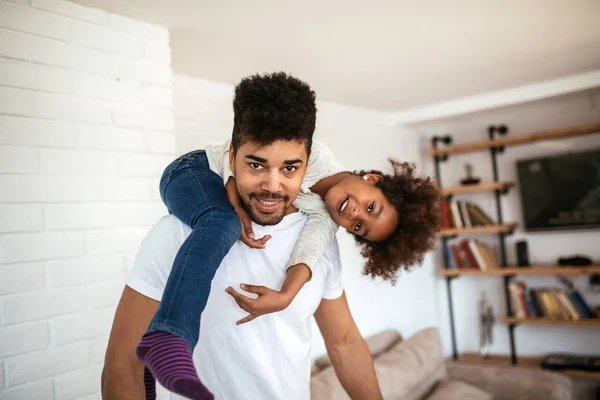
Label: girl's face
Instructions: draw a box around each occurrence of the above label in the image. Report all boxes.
[323,174,399,241]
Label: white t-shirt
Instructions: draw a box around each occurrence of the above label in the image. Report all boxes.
[126,212,344,400]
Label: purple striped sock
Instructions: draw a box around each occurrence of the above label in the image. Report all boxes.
[144,366,156,400]
[137,332,214,400]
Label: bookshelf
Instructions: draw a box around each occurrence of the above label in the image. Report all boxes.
[431,123,600,379]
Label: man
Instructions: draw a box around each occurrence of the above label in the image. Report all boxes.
[101,72,382,400]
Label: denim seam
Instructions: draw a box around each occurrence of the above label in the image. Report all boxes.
[147,322,194,346]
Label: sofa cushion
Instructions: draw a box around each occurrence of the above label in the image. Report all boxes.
[313,330,402,371]
[373,327,446,400]
[446,362,573,400]
[425,379,493,400]
[310,328,442,400]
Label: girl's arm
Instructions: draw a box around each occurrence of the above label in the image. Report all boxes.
[225,263,312,325]
[225,176,271,249]
[224,201,338,324]
[227,209,338,323]
[288,195,340,278]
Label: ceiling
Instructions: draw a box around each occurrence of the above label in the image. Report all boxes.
[72,0,600,111]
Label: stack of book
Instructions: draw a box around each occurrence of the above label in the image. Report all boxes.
[440,199,495,229]
[508,281,598,319]
[444,239,499,270]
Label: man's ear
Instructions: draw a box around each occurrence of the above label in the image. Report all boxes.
[229,142,235,175]
[363,173,383,184]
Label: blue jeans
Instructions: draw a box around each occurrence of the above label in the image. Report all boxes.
[145,150,241,350]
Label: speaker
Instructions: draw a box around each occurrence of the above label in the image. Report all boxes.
[516,240,529,267]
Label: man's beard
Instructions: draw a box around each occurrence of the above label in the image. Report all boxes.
[243,191,290,226]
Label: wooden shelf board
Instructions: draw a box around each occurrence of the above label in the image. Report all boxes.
[429,123,600,156]
[438,223,517,237]
[501,317,600,326]
[440,265,600,277]
[440,181,514,196]
[453,353,600,380]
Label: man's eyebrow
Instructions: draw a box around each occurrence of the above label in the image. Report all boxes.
[245,155,267,163]
[283,159,303,165]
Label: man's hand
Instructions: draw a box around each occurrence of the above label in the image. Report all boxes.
[225,284,292,325]
[234,206,271,249]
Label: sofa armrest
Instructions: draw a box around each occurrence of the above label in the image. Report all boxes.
[446,362,572,400]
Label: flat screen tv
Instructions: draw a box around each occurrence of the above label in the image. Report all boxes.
[516,148,600,232]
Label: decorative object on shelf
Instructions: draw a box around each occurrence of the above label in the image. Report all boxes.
[558,255,592,266]
[516,240,529,267]
[479,292,495,358]
[459,162,481,185]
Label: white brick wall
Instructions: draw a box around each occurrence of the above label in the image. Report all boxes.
[0,322,49,357]
[0,380,55,400]
[6,342,90,385]
[55,365,103,399]
[0,1,174,398]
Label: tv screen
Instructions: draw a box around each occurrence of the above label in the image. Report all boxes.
[516,148,600,232]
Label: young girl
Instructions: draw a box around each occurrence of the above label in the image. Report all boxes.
[136,140,441,400]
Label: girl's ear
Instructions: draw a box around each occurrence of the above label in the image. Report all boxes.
[363,173,383,184]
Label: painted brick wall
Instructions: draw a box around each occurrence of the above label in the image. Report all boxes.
[0,1,176,398]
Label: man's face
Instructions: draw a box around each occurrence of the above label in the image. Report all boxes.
[229,139,309,226]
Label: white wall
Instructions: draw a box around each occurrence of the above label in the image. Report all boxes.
[0,1,175,398]
[410,89,600,399]
[172,73,441,359]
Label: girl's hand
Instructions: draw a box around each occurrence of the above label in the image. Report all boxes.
[234,206,272,249]
[225,284,292,325]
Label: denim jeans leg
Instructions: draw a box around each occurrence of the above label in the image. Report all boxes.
[146,151,241,350]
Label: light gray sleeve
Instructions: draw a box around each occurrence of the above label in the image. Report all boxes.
[220,146,235,184]
[286,141,345,273]
[205,141,234,185]
[303,140,346,187]
[288,193,339,274]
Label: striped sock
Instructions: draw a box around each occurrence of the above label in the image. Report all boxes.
[144,367,156,400]
[136,332,213,400]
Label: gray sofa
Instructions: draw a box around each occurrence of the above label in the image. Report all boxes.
[310,327,572,400]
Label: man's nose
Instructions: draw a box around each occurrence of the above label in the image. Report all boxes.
[261,170,283,193]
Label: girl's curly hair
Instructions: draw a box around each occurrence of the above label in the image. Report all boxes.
[354,159,442,284]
